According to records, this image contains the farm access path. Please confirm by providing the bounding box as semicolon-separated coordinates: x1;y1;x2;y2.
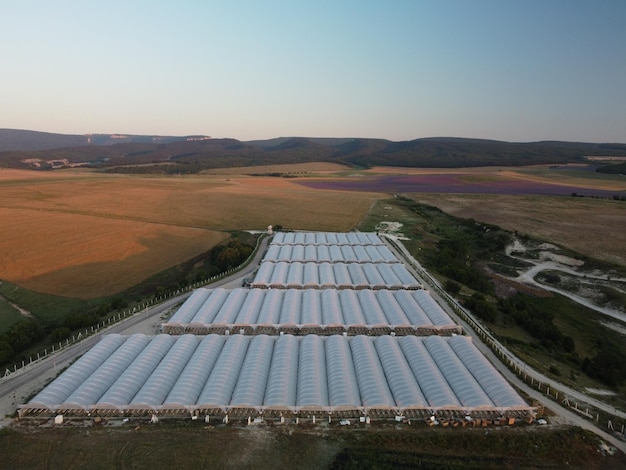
0;236;269;427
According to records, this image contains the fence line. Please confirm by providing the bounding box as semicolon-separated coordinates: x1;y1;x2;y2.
382;235;625;435
1;234;266;382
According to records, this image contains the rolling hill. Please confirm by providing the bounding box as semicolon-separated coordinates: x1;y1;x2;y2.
1;129;626;172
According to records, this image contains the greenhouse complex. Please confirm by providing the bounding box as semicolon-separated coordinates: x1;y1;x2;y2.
20;232;536;423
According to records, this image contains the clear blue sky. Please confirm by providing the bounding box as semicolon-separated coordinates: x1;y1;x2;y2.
2;0;625;142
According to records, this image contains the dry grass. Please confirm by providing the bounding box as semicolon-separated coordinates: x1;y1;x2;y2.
203;161;349;175
365;165;626;191
0;170;381;298
409;193;626;266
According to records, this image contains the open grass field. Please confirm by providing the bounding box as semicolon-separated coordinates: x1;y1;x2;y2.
409;194;626;267
0;169;381;298
298;165;626;266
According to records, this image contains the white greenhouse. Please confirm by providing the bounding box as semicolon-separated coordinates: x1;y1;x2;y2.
161;288;461;336
250;262;421;290
21;333;534;420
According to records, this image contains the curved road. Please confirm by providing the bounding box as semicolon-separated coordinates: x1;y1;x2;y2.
0;235;269;424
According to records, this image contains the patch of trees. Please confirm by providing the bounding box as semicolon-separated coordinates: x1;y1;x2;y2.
209;239;254;272
582;339;626;387
499;294;576;355
596;162;626;175
464;293;498;323
0;319;45;365
424;218;511;294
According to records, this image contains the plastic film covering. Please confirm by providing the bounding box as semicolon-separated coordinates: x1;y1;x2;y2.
280;289;302;325
301;289;322;325
305;244;317;262
167;289;212;325
339;290;366;326
350;336;395;409
371;245;397;262
130;334;199;407
212;289;247;325
376;263;402;286
29;334;126;409
287;262;304;288
325;232;339;245
264;334;299;408
317;245;331;262
392;290;430;326
329;245;343;263
197;335;251;407
97;335;175;407
347;263;369;288
412;290;451;326
333;263;351;287
341;245;358;263
269;262;289;287
24;334;531;416
230;335;275;408
376;290;410;326
321;289;342;326
326;335;360;409
191;289;230;325
423;336;493;408
358;290;388;325
449;336;527;407
63;334;151;408
390;263;418;286
399;336;461;408
297;335;328;408
164;334;226;407
264;244;281;261
257;289;283;325
374;336;427;408
236;289;264;325
303;262;319;288
292;244;305;262
363;263;385;286
353;245;368;262
252;262;274;286
272;232;286;244
281;245;295;261
318;262;335;287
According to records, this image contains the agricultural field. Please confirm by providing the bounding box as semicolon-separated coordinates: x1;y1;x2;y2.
1;422;624;469
298;165;626;266
0;169;381;299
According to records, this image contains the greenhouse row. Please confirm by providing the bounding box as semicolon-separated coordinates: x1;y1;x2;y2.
271;231;384;246
22;333;532;418
263;243;399;264
250;261;420;290
162;288;461;336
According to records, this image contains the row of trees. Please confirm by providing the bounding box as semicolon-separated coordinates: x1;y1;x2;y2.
0;235;257;370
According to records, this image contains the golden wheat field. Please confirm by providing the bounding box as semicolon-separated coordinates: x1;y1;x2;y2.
0;169;382;298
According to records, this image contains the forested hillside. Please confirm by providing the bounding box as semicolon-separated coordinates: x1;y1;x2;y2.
2;129;626;172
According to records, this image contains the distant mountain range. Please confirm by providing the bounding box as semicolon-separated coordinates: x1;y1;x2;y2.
1;128;625;172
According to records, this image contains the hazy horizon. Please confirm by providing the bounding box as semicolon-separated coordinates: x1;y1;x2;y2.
3;1;625;143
